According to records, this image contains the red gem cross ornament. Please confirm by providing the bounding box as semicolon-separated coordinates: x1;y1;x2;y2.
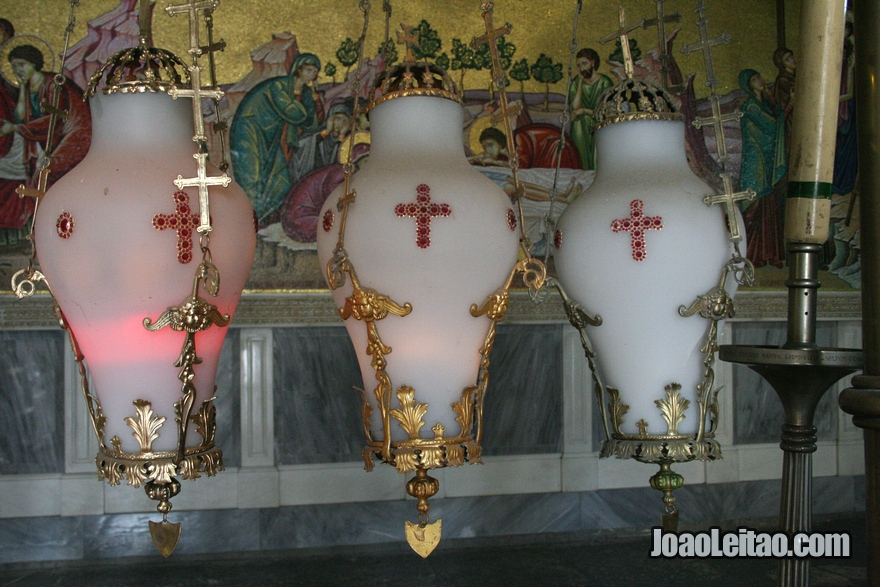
395;183;451;249
153;190;199;264
610;199;663;261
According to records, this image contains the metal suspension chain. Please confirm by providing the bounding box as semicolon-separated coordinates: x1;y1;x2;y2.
543;0;583;269
10;0;80;299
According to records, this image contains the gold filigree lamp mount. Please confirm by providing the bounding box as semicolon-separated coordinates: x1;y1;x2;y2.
15;0;256;558
316;1;541;557
550;2;752;530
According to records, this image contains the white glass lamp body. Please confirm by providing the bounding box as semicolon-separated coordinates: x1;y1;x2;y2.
34;91;256;454
554;119;741;436
316;96;519;442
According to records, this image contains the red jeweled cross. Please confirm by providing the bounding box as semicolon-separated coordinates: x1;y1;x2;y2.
395;184;451;249
153;190;199;264
610;199;663;262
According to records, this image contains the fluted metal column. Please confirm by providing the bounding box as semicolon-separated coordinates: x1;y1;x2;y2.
721;2;862;585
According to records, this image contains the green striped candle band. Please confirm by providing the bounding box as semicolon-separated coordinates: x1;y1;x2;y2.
787;181;833;200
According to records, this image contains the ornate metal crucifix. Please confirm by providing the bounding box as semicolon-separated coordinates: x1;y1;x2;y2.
703;172;755;243
471;3;522;172
680;1;737;171
680;1;731;91
165;0;228;234
692;96;742;169
200;7;230;170
642;0;682;92
599;6;646;79
173;153;232;232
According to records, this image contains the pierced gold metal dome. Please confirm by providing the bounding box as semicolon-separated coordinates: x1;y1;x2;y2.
367;60;462;112
86;39;190;98
592;77;683;130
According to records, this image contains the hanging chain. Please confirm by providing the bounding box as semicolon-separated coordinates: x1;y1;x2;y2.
327;0;372;290
202;7;231;171
472;2;546;296
381;0;393;62
10;0;80;299
543;0;582;269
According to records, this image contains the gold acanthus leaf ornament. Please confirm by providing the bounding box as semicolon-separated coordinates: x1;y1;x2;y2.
656;383;689;436
607;387;629;433
193;397;217;445
125;399;166;453
451;385;478;437
390;386;428;440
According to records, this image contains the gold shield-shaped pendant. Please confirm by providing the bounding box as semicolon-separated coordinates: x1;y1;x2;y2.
149;520;182;557
405;519;442;558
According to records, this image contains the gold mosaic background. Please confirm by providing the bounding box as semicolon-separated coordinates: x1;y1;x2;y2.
1;0;799;98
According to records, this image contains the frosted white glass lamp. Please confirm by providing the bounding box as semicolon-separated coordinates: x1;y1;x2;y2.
553;68;747;525
316;52;521;556
20;28;255;555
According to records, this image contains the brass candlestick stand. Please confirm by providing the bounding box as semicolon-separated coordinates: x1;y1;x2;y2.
720;3;860;585
720;0;862;586
720;243;861;585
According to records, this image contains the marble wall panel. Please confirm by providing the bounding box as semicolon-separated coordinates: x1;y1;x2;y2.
272;324;563;465
81;509;261;559
0;516;83;563
732;322;838;444
0;330;65;474
482;324;563;456
215;329;241;468
273;327;365;465
259;491;581;552
580;487;661;529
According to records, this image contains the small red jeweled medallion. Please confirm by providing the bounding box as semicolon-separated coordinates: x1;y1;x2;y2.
395;183;451;249
153;190;199;264
554;229;563;250
506;209;517;231
610;199;663;262
56;212;74;239
322;210;334;232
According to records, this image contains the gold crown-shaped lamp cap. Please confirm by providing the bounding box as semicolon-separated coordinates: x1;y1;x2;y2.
592;77;683;131
367;60;462;113
86;39;190;98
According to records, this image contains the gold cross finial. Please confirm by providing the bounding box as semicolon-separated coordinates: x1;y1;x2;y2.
397;23;420;64
165;0;219;41
15;167;50;201
680;2;731;91
173;153;232;233
703;172;755;242
642;0;682;91
599;6;645;79
472;6;518;165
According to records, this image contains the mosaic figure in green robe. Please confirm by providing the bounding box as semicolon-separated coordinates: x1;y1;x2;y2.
567;48;613;171
230;53;324;226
